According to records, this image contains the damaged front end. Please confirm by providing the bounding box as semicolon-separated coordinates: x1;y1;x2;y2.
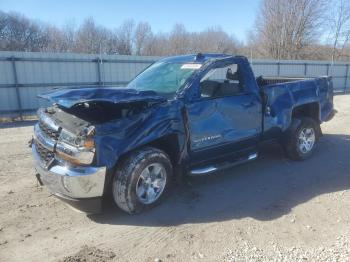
32;107;106;213
31;87;183;213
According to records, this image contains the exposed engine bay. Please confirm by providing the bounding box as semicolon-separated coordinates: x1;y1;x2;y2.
45;100;153;134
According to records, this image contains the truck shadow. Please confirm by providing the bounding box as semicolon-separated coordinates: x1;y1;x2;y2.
90;133;350;226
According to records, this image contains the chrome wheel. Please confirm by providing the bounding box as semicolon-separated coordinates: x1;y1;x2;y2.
136;163;167;204
298;127;315;154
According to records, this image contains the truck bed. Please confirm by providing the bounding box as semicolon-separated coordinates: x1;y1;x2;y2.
260;75;334;136
256;76;310;87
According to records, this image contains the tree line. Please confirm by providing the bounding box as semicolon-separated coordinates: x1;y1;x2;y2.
0;12;240;56
1;0;349;61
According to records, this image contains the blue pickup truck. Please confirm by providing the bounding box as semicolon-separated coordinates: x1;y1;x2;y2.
31;53;335;214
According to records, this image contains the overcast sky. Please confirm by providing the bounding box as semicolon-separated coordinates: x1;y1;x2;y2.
1;0;261;42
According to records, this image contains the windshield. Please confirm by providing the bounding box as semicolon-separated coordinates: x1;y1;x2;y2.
127;61;201;95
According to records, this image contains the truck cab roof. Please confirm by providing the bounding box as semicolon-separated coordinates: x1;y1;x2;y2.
160;53;238;64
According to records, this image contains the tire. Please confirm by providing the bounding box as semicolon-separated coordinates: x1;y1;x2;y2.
112;147;172;214
283;117;319;161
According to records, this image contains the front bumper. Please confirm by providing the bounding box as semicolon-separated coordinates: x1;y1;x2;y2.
32;143;106;213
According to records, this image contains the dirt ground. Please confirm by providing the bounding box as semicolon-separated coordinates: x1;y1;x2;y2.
0;95;350;262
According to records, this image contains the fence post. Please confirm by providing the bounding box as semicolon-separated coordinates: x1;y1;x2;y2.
344;64;349;92
277;62;280;76
326;64;330;76
304;63;307;76
96;58;103;86
11;56;23;120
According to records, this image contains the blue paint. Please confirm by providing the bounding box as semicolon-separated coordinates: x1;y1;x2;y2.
39;54;335;170
39;87;166;108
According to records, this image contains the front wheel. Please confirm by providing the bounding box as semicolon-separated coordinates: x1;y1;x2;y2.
283;117;319;161
112;147;172;214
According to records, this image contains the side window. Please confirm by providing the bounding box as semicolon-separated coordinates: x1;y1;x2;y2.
200;63;246;98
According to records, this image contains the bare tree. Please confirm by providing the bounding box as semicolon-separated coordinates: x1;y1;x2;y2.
40;21;77;53
61;21;77;52
255;0;328;59
144;33;170;56
43;26;66;52
134;22;153;55
191;26;239;54
328;0;350;62
0;11;49;51
115;19;135;55
168;23;190;55
3;7;348;60
0;11;8;50
0;11;7;34
74;17;112;54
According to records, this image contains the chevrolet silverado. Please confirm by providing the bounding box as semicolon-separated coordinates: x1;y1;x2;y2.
31;53;335;214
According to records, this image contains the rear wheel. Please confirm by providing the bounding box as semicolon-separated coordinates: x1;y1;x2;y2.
283;117;319;160
112;147;172;214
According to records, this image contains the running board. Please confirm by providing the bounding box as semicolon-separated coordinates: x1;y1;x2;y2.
189;152;258;176
190;166;218;175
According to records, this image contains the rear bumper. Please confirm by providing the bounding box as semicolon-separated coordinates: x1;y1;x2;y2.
32;143;106;213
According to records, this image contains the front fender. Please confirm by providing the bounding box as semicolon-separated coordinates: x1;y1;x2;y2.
93;100;186;169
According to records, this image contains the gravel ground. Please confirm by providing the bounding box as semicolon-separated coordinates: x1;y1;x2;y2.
0;95;349;262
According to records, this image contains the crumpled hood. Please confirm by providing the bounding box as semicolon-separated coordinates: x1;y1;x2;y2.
38;86;167;108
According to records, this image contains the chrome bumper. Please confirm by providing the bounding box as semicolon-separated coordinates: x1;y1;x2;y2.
32;143;106;199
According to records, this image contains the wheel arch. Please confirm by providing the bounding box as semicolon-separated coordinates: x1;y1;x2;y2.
144;133;182;167
106;133;182;189
291;102;320;123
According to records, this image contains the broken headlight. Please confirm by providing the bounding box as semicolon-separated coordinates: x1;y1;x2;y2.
56;127;95;165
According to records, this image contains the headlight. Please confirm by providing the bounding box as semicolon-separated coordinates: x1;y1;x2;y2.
59;129;78;145
56;127;95;165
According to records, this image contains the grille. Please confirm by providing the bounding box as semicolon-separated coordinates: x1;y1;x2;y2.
39;120;60;140
34;140;54;164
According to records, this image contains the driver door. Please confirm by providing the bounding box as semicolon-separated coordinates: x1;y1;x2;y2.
186;61;262;166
